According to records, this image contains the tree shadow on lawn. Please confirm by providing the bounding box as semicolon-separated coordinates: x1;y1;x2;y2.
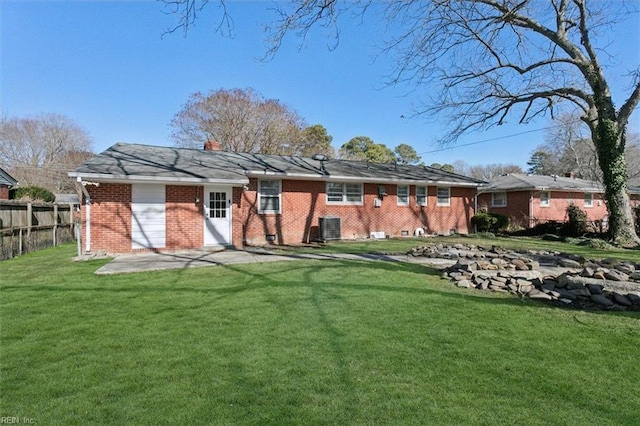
0;258;583;307
3;257;638;422
3;257;639;320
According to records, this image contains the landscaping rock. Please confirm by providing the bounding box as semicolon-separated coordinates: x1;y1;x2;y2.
569;288;592;298
591;294;614;306
627;293;640;306
456;279;473;288
557;258;582;268
612;293;632;307
586;284;604;295
415;243;640;311
511;259;528;270
581;267;595;278
556;289;577;300
604;270;629;282
615;263;635;275
529;289;553;300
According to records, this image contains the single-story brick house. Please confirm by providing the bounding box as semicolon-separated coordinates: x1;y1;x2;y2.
477;173;609;229
631;187;640;206
69;142;485;254
0;167;18;200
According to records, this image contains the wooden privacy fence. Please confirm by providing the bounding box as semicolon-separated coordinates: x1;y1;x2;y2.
0;201;78;260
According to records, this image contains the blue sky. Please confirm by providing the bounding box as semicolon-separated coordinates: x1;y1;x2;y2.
1;0;639;169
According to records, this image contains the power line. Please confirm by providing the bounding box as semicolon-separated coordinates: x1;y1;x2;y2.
417;126;557;156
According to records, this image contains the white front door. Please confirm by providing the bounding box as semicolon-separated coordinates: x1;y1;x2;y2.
204;186;232;246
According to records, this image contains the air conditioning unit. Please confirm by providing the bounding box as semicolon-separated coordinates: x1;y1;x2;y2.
319;217;341;241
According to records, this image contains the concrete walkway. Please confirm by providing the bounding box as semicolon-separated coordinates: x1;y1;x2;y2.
94;248;455;275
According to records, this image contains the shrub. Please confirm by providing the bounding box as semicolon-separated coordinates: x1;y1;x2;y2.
578;238;614;250
471;212;509;233
562;204;588;237
492;213;509;231
11;186;55;203
541;233;563;241
471;212;494;232
464;231;496;239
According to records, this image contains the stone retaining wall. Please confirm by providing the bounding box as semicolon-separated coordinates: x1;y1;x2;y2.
408;243;640;311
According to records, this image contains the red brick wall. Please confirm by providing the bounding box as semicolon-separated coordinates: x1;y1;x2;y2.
231;187;244;248
480;191;532;228
82;183;132;253
83;184;236;253
480;190;608;229
82;179;478;252
241;179;476;245
531;191;607;224
166;185;203;250
0;185;9;200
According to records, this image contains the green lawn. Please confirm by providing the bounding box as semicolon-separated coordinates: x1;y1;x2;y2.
288;235;640;263
1;244;639;425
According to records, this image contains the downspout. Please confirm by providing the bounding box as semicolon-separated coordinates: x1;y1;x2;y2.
77;177;91;253
529;192;534;228
474;191;479;233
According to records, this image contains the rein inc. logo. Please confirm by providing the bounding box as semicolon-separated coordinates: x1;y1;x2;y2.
0;418;33;424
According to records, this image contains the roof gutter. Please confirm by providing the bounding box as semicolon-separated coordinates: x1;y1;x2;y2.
244;170;484;187
68;172;249;186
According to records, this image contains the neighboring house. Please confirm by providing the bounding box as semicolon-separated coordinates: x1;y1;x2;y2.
477;173;608;229
629;187;640;206
54;193;80;206
0;167;18;200
69;143;484;254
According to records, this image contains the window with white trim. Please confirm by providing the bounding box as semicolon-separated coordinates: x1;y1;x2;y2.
540;191;550;207
416;186;427;206
584;193;593;207
258;180;281;214
397;185;409;205
326;182;363;204
491;192;507;207
437;187;450;206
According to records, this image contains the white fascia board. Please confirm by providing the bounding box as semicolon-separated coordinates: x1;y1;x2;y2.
244;170;483;187
477;186;533;193
68;172;249;186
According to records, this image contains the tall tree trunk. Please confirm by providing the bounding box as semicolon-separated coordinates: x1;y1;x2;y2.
595;119;639;245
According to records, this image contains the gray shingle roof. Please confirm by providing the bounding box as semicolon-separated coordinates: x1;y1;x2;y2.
54;193;80;204
0;167;17;187
480;173;604;193
70;143;485;186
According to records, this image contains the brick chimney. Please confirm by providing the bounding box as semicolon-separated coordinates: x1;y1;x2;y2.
204;140;222;151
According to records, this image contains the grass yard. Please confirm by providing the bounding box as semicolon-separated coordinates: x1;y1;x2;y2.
1;243;639;425
281;235;640;263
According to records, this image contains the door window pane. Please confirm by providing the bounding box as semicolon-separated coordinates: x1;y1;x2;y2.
209;192;227;218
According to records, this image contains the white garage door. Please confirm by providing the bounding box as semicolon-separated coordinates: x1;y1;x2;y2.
132;184;166;250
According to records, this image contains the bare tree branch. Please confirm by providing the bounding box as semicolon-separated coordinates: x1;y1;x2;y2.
160;0;234;37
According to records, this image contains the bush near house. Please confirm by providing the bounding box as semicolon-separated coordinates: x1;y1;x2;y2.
563;204;589;237
471;212;509;233
512;205;594;239
10;186;55;203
